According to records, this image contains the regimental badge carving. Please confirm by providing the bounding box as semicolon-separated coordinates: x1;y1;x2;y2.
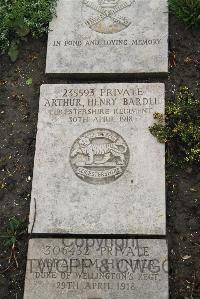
82;0;135;34
70;128;130;185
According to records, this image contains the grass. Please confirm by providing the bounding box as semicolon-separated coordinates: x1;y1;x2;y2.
0;217;27;268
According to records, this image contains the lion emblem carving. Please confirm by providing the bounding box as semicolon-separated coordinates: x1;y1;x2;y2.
70;129;130;185
71;136;127;165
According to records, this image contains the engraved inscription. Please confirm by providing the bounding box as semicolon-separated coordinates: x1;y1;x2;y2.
45;87;163;123
25;239;168;298
70;128;130;184
82;0;135;34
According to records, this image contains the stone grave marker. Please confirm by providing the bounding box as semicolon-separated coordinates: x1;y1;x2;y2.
46;0;168;76
29;83;165;235
24;238;168;298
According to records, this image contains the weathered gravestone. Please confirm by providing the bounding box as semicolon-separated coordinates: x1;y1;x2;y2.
24;238;168;298
29;83;165;234
46;0;168;76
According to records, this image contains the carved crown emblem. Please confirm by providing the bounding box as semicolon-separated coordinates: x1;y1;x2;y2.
98;0;119;8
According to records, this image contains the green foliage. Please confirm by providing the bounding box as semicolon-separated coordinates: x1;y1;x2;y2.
7;39;20;62
26;77;33;86
169;0;200;26
0;217;26;247
149;87;200;168
0;0;57;58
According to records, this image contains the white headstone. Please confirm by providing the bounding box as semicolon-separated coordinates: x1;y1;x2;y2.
24;238;168;298
46;0;168;75
29;83;165;234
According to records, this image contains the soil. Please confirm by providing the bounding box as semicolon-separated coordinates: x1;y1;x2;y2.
0;15;200;299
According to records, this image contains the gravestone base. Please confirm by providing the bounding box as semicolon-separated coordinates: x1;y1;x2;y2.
24;238;168;299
